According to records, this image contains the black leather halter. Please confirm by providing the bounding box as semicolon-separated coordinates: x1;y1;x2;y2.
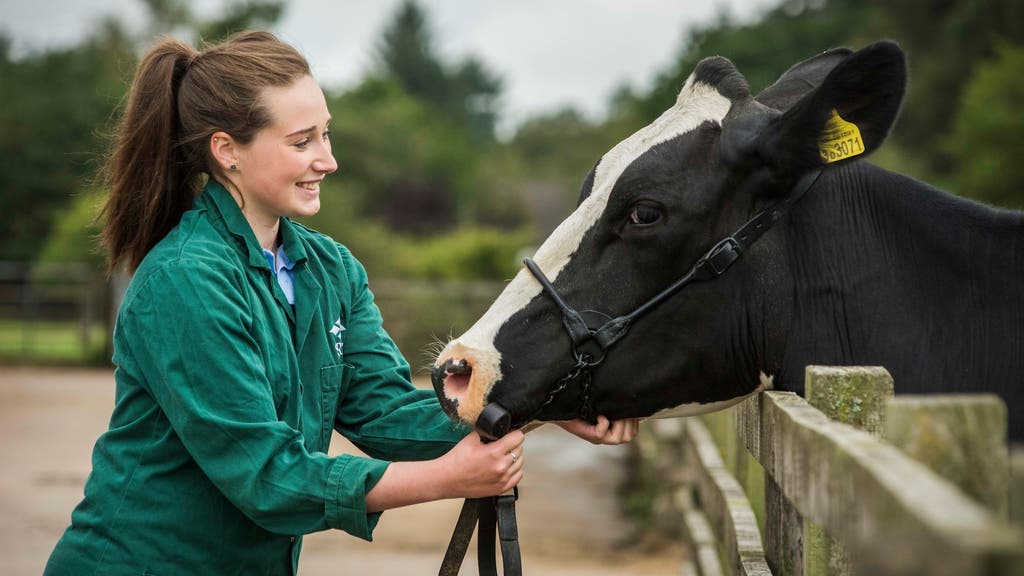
521;168;823;424
438;169;822;576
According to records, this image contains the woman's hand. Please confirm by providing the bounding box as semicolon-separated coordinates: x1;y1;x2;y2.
436;429;525;499
365;430;524;512
555;415;640;445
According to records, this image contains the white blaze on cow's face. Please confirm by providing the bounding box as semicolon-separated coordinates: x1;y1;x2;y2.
433;74;733;425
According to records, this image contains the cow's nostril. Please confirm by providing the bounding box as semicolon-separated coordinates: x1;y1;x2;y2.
443;359;473;399
447;359;472;376
433;343;498;425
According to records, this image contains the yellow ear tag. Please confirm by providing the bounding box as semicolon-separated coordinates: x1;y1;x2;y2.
818;109;864;163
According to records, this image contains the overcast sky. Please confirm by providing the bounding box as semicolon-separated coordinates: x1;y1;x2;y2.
1;0;778;129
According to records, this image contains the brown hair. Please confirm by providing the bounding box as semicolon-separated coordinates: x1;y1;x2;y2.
100;31;311;274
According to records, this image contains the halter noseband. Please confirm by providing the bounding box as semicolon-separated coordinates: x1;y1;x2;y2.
520;168;823;425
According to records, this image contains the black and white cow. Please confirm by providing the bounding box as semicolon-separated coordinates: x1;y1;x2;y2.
432;41;1024;441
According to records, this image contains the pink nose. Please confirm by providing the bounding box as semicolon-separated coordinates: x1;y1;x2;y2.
441;358;472;402
431;342;500;425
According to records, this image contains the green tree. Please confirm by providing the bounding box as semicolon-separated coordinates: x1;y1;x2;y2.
634;0;879;124
141;0;285;42
484;107;642;238
0;23;131;261
376;1;447;105
510;108;633;191
375;0;502;144
197;1;286;43
5;0;289;265
871;0;1024;175
38;189;106;268
313;2;516;236
944;42;1024;208
448;57;503;144
317;77;481;234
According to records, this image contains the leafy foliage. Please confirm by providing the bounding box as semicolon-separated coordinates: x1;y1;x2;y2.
300;202;529;281
870;0;1024;175
37;189;106;268
375;0;502;145
944;42;1024;208
8;0;1024;282
322;77;483;233
0;25;131;261
494;108;641;236
631;0;881;124
402;226;531;281
141;0;286;42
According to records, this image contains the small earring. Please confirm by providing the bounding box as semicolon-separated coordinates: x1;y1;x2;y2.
230;164;237;171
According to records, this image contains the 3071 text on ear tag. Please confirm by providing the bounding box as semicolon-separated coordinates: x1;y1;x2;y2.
818;109;864;163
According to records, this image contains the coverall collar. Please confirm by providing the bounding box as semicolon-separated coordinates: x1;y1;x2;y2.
201;180;309;270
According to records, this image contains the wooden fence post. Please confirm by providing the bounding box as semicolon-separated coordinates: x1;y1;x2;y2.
886;395;1009;517
1011;446;1024;528
750;390;1024;576
802;365;894;576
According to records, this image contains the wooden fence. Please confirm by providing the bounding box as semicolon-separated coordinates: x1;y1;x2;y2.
640;366;1024;576
0;267;501;367
0;261;111;362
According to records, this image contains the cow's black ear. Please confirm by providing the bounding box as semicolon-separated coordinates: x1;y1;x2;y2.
755;46;853;111
755;40;907;175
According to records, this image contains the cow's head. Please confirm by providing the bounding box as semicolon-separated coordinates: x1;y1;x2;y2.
432;41;907;428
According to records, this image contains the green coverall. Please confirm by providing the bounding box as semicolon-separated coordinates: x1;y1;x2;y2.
45;181;467;575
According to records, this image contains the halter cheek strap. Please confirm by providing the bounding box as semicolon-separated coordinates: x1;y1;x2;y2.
522;168;823;424
439;169;823;576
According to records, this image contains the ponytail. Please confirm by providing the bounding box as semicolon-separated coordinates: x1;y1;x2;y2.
100;39;198;275
100;31;310;275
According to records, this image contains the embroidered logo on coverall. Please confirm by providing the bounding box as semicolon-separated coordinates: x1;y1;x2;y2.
330;319;345;358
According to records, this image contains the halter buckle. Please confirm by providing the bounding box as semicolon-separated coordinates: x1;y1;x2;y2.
704;237;742;275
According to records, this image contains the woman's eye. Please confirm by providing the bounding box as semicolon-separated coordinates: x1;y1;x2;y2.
629;205;662;226
295;138;311;149
322;130;331;141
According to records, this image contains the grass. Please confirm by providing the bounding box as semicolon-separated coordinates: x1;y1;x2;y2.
0;319;109;364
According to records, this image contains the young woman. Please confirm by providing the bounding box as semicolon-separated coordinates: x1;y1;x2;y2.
44;31;637;575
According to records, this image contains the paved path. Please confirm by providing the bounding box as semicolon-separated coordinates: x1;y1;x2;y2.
0;367;682;575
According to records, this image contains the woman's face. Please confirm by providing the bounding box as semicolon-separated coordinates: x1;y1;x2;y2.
233;74;338;227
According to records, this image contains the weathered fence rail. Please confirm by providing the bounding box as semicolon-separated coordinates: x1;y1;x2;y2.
676;415;771;576
0;261;109;362
646;366;1024;576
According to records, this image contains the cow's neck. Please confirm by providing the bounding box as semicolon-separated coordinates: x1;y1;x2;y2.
772;161;1024;398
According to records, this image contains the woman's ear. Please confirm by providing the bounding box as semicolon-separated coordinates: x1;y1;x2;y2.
209;132;239;174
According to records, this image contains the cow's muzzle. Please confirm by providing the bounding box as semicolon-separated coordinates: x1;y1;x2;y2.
432;342;501;425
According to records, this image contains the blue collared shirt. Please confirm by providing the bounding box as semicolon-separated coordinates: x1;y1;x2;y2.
263;243;295;305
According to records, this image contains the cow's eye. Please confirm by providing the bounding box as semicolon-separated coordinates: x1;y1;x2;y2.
629;204;662;226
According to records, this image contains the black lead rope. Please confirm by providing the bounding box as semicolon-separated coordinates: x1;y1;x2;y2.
439;490;520;576
440;404;522;576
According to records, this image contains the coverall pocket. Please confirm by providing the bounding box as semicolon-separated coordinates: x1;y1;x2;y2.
318;363;352;449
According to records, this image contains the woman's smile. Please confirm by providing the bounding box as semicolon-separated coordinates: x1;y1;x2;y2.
297;179;321;193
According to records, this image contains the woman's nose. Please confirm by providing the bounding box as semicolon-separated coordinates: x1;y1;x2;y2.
315;152;338;175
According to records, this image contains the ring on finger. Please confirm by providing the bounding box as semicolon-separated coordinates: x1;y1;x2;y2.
509;451;519;464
